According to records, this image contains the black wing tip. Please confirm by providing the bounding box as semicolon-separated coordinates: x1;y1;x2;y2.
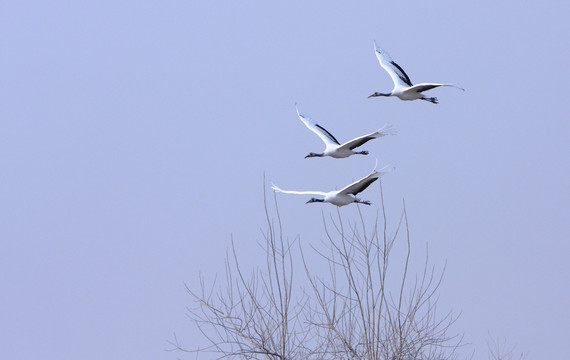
315;123;340;145
351;177;379;195
390;61;413;87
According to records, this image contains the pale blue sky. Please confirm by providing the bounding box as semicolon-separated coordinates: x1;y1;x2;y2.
1;1;568;359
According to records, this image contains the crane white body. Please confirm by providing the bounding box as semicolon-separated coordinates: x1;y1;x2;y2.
296;105;395;159
271;165;392;207
369;42;464;104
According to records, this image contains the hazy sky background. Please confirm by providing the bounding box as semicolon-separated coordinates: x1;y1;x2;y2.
1;1;568;359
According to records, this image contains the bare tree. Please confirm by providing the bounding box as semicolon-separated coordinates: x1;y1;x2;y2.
173;183;463;359
303;185;462;360
170;187;314;359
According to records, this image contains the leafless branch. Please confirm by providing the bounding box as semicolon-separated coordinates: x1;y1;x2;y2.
176;179;467;359
303;182;463;360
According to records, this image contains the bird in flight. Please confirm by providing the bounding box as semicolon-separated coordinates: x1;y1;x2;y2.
368;42;464;104
271;164;392;207
296;104;395;159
